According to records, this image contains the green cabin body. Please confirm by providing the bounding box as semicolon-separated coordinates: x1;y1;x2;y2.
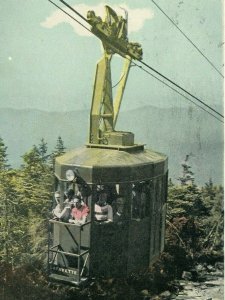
48;4;168;286
49;146;168;284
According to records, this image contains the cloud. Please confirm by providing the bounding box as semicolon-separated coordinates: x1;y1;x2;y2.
41;3;154;36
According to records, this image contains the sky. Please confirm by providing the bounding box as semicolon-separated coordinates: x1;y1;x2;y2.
0;0;223;113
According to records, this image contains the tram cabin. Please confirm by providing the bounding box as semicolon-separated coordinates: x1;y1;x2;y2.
48;145;168;285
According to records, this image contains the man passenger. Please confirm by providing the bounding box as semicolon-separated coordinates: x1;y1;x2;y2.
52;191;71;222
113;195;125;223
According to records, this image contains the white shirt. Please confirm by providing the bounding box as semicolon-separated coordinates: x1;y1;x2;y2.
94;203;113;222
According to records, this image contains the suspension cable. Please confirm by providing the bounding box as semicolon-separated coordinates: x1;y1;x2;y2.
129;59;223;123
47;0;223;122
138;60;223;118
48;0;91;33
151;0;224;78
59;0;89;23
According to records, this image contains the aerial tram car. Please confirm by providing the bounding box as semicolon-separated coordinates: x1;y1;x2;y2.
48;1;168;286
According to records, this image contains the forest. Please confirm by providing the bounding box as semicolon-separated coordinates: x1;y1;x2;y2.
0;136;223;300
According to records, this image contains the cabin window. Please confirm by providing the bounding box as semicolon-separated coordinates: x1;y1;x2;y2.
93;184;129;224
131;181;150;220
52;177;92;224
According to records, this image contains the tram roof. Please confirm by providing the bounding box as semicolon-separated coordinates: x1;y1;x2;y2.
56;146;167;168
55;147;168;184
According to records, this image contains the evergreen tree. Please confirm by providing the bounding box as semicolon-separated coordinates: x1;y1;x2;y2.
38;138;48;163
20;145;52;216
50;136;66;170
177;154;195;186
27;212;49;263
0;136;10;170
54;136;66;156
0;138;22;268
0;170;14;264
16;145;53;265
167;184;207;219
167;178;224;259
200;181;224;253
166;154;207;256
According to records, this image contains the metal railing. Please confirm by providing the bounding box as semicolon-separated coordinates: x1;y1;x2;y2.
48;220;91;284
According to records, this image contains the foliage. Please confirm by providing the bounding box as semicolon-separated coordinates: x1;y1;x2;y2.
0;139;223;299
166;179;223;260
200;180;224;254
0;169;23;267
19;145;52;217
38;138;48;163
167;184;207;218
54;136;66;156
50;136;66;170
0;137;66;271
0;137;10;170
0;137;22;269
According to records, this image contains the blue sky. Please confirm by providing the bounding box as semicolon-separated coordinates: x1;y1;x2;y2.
0;0;223;112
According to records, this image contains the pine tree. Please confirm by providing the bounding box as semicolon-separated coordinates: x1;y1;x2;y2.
167;184;206;219
38;138;48;163
16;145;54;265
0;137;10;170
20;145;52;216
200;181;224;253
177;154;195;186
50;136;66;170
0;138;23;269
54;136;66;156
167;177;224;259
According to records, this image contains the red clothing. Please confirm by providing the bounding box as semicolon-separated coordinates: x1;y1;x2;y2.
71;204;89;221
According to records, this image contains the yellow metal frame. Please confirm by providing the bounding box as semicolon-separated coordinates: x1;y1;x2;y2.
88;6;142;145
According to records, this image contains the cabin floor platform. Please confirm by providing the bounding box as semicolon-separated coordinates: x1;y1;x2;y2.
49;273;88;286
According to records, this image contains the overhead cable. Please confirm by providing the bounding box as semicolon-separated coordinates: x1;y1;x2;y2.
59;0;89;23
151;0;224;78
138;60;224;119
130;59;224;124
47;0;223;122
48;0;91;33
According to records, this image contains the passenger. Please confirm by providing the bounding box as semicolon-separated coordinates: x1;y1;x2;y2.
95;191;113;223
76;183;91;204
132;183;148;219
131;184;139;219
64;189;76;205
69;196;90;225
52;191;71;222
106;185;118;205
113;195;125;223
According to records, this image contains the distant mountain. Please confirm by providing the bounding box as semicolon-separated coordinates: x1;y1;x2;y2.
0;106;223;185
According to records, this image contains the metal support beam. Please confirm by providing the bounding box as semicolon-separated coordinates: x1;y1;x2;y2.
113;57;132;127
